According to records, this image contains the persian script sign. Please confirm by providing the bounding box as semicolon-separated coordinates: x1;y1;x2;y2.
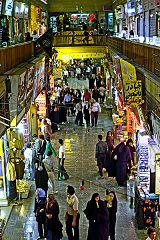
125;81;142;104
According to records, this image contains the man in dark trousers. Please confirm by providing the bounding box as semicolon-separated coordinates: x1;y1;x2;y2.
65;185;80;240
95;135;108;179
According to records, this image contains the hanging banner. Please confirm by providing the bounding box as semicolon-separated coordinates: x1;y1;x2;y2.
120;59;137;83
36;29;53;59
155;153;160;194
125;80;143;104
127;109;135;133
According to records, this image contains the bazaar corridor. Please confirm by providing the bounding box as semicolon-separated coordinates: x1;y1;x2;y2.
3;79;145;240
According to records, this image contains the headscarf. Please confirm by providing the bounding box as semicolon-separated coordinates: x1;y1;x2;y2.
36;188;46;202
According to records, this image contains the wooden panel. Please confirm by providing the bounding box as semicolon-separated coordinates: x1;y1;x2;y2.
106;37;160;78
0;42;34;75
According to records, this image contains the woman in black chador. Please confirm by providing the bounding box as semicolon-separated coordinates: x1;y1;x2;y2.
84;193;109;240
105;190;117;240
112;139;132;186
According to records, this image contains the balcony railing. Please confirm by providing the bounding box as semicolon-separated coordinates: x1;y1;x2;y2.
53;34;107;46
0;41;34;75
1;34;160;79
106;36;160;78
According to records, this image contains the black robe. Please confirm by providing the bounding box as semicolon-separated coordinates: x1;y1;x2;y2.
84;200;109;240
112;142;132;186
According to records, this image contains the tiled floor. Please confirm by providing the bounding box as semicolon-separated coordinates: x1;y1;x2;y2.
3;78;149;240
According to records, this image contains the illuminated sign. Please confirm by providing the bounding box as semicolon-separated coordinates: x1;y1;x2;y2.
4;0;13;16
0;0;2;14
40;0;48;4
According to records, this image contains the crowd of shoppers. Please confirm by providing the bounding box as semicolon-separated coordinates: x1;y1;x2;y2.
23;65;158;240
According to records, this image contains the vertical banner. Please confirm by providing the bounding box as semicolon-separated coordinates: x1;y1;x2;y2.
120;59;137;83
120;59;138;103
155;153;160;194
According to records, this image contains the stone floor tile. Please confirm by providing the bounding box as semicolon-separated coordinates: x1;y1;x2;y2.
3;78;149;240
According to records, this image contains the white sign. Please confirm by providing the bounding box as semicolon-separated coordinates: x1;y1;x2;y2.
14;2;25;18
0;0;2;14
41;0;48;4
4;0;13;16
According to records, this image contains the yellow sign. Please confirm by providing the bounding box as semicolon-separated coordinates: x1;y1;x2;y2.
125;81;142;104
155;153;160;194
120;59;137;83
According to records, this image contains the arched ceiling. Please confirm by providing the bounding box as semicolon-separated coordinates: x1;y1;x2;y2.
48;0;112;12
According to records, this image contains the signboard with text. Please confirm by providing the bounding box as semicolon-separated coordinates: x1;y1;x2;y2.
125;80;142;104
4;0;13;16
155;153;160;194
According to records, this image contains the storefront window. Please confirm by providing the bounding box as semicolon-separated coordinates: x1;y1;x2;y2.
63;12;97;31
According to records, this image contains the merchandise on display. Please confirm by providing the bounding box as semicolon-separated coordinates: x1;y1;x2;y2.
35;91;46;118
16;180;31;199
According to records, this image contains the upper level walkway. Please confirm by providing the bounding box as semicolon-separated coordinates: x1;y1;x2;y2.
1;33;160;80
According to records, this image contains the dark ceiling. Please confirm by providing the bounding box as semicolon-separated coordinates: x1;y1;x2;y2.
48;0;112;12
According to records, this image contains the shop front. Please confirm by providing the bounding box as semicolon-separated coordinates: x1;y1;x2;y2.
1;0;14;46
32;56;46;124
63;12;98;31
30;4;39;34
5;63;36;201
38;10;48;35
0;76;10;206
13;1;29;40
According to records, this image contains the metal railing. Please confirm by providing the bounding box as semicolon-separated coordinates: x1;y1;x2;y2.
53;34;107;46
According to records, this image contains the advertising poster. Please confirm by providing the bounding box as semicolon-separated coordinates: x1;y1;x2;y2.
155;153;160;194
4;0;13;16
33;58;45;100
17;71;27;114
26;65;34;101
120;59;137;83
120;59;138;103
125;80;142;104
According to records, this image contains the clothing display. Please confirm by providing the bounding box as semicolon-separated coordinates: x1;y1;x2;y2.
135;187;159;229
15;161;25;180
6;162;16;181
8;180;17;200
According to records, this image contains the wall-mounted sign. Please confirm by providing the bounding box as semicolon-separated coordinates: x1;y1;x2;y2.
33;58;45;100
40;0;48;4
4;0;13;16
155;153;160;194
0;0;3;14
125;80;143;104
14;2;25;18
151;113;160;149
120;59;137;82
137;132;150;190
24;6;28;19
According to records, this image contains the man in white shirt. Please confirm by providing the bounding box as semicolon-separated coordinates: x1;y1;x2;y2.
146;227;157;240
65;185;80;240
76;67;81;80
58;139;65;180
24;143;33;179
63;69;69;84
